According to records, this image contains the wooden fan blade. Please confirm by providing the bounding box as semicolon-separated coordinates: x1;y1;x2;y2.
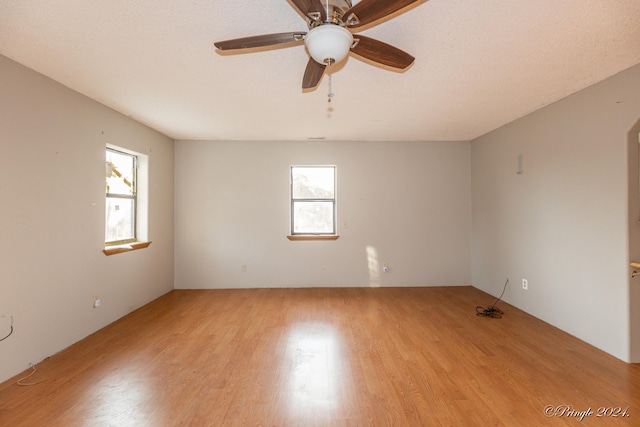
351;35;414;69
289;0;326;22
302;58;326;89
215;32;306;50
344;0;420;29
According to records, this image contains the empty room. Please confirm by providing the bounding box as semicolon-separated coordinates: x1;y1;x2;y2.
2;0;640;425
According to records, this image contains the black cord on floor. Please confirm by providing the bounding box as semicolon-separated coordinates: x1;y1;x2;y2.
476;279;508;319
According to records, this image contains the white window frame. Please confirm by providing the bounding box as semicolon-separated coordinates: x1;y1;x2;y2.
105;147;138;246
290;165;337;236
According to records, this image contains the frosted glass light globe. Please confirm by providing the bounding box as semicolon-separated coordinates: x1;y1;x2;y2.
305;25;353;65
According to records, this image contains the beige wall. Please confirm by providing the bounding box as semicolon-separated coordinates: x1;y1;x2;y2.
0;55;174;383
174;140;471;289
471;64;640;362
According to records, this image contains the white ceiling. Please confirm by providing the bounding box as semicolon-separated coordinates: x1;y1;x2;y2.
1;0;639;142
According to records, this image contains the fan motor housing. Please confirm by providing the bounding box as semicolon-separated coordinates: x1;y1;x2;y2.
308;0;353;27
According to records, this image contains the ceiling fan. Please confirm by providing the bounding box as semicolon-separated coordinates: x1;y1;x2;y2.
214;0;421;90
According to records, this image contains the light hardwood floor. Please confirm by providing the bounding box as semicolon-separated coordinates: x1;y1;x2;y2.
1;287;639;426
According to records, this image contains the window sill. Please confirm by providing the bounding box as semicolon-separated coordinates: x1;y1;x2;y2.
287;235;339;241
103;241;152;256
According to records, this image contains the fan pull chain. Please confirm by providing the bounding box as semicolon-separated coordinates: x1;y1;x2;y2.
327;61;334;103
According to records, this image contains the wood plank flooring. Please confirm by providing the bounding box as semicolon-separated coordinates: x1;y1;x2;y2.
1;287;640;426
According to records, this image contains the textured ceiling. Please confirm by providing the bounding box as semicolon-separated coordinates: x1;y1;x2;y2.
1;0;639;141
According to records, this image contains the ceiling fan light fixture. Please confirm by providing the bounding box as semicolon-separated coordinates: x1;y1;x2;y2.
304;24;353;65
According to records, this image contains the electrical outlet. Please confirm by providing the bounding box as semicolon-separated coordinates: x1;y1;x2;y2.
93;295;102;308
522;279;528;290
383;263;390;273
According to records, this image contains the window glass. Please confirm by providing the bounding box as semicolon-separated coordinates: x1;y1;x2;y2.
292;167;335;199
293;201;334;234
105;198;135;242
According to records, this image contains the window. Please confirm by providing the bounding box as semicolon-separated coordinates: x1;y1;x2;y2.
105;148;137;245
291;166;336;235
